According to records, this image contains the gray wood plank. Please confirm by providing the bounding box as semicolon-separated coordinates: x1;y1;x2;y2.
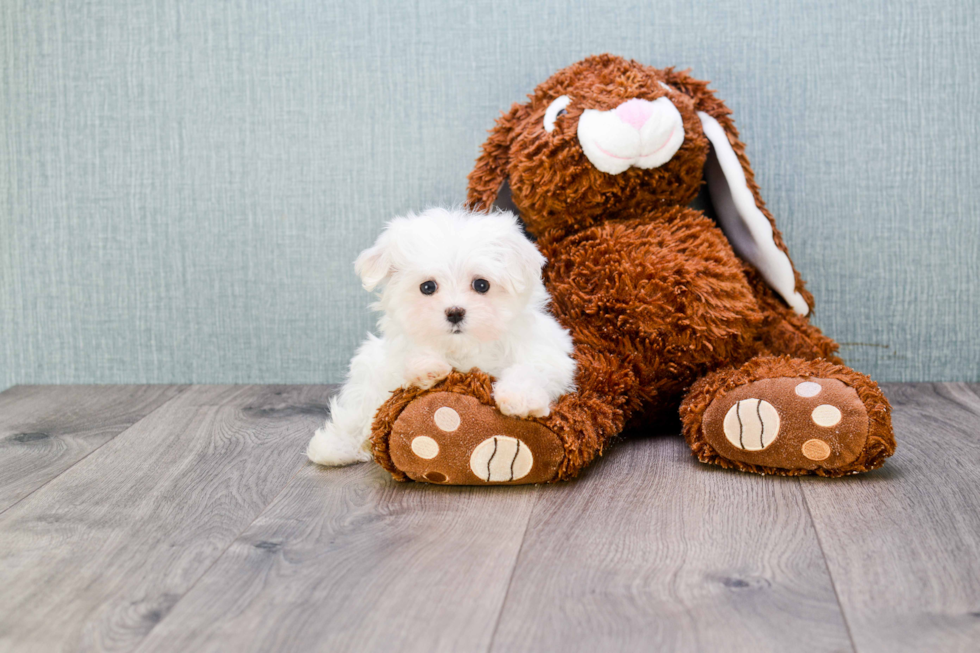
0;384;334;653
801;383;980;653
490;435;854;653
0;385;186;512
135;463;538;653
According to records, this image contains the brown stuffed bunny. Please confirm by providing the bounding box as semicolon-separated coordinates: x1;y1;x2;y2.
371;54;896;484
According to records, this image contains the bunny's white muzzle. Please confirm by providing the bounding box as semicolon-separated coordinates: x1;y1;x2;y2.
577;97;686;175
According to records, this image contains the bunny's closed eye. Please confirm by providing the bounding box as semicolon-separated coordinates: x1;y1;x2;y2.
543;95;571;133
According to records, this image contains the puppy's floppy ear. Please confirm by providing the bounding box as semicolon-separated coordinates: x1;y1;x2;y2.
498;213;546;294
354;225;396;292
663;69;812;316
467;103;523;213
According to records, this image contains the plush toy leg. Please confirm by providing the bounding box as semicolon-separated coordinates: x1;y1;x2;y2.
680;356;895;476
371;349;635;485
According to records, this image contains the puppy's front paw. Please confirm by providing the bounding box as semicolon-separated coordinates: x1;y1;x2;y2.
307;427;371;467
405;356;452;390
493;379;551;418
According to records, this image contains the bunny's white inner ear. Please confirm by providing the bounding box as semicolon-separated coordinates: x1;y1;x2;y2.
697;111;810;316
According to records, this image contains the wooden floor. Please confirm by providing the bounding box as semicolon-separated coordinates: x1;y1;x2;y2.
0;384;978;652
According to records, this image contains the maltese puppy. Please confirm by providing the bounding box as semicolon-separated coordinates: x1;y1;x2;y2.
307;207;577;467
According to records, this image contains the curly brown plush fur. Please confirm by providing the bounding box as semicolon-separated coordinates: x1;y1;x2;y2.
372;54;895;481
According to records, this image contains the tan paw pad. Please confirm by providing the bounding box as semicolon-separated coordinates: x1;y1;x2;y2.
410;436;439;459
795;381;822;397
801;439;831;461
722;398;780;450
811;404;842;427
433;406;460;431
470;436;534;482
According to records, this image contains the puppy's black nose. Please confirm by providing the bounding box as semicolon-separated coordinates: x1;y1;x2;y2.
445;307;466;325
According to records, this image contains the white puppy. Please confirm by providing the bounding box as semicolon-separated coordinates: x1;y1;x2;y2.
307;207;577;467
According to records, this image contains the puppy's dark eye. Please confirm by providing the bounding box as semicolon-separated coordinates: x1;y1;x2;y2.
472;278;490;294
420;280;438;295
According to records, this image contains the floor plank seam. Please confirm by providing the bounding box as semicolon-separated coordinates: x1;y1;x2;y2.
799;479;859;653
484;487;539;653
131;458;309;653
0;385;192;518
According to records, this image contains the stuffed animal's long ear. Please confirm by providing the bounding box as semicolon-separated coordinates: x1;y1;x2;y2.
664;69;812;316
467;103;523;213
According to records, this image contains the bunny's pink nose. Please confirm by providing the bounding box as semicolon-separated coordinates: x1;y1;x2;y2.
614;98;656;131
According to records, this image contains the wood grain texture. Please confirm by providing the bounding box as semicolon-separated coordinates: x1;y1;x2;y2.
135;463;538;653
1;383;978;653
0;385;186;512
489;435;853;653
0;384;333;653
801;383;980;653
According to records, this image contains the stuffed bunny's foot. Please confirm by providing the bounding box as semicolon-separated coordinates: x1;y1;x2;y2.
384;391;564;485
681;356;895;476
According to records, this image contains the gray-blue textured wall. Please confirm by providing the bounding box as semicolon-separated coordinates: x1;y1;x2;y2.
2;0;978;389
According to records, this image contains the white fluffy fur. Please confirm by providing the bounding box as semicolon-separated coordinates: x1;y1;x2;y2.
307;207;577;467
